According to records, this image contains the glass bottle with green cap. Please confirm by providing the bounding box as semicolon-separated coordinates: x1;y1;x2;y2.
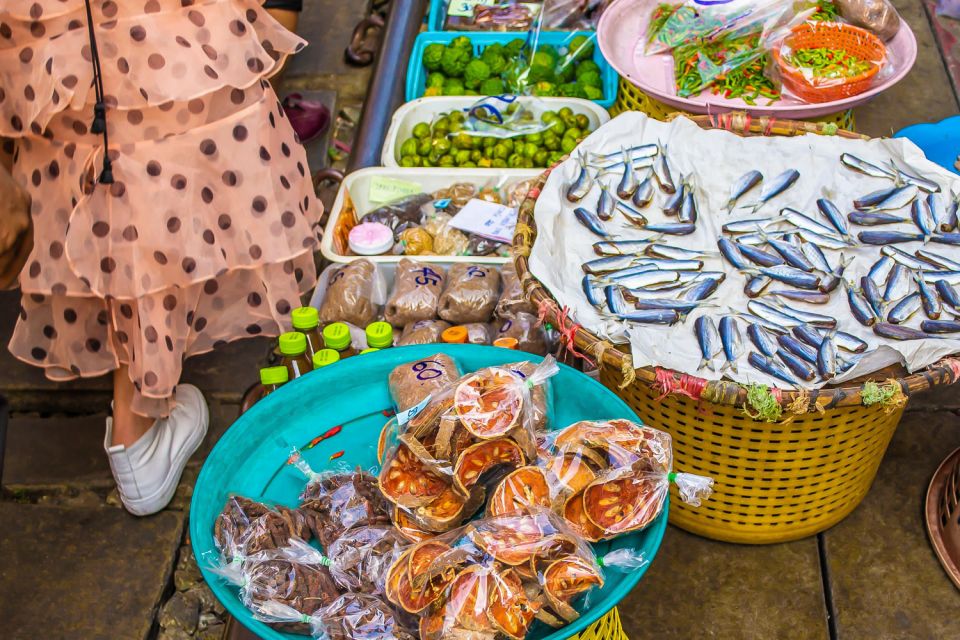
278;331;313;379
322;322;357;359
259;366;289;395
365;321;394;350
290;306;323;358
312;348;340;369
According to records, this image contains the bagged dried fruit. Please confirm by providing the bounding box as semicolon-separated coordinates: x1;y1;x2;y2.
325;525;410;595
384;260;446;327
318;259;387;328
534;419;713;541
288;455;392;549
251;592;417;640
213;495;311;564
388;353;463;414
397;319;452;346
438;264;502;323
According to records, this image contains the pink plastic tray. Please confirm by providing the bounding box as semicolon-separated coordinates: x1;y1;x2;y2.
597;0;918;118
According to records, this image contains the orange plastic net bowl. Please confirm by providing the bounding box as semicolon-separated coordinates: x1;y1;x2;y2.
773;22;886;103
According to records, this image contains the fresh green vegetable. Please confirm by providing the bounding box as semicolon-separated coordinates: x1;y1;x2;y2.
527;51;557;83
577;70;602;89
463;59;492;89
426;72;445;89
784;47;872;79
532;81;558;97
567;35;594;62
450;35;473;52
423;43;445;71
581;85;603;101
575;60;601;79
442;78;466;95
673;31;779;104
481;49;508;75
480;77;506;96
440;46;471;77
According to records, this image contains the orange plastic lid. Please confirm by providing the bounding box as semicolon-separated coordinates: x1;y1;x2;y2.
441;326;469;344
493;337;519;350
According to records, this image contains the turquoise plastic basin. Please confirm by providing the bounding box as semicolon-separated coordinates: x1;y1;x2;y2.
191;344;667;639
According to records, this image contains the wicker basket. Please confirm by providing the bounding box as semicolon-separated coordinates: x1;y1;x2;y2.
925;448;960;590
610;77;856;131
773;22;886;103
512;112;960;544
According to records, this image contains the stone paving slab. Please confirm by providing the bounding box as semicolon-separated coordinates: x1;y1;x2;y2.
2;413;111;485
823;410;960;640
854;0;960;137
618;526;829;640
0;502;184;640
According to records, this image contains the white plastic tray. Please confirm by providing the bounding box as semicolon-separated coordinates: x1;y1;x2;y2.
319;166;541;271
381;96;612;167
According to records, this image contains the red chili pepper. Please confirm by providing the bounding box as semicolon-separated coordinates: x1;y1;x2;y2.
382;409;396;417
329;450;345;461
304;425;344;450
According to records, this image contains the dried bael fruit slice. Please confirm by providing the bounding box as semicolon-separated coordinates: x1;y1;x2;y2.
377;417;398;464
488;466;551;517
488;569;538;639
541;556;603;623
446;566;496;634
379;442;450;508
412;486;470;532
583;476;662;535
419;607;445;640
392;507;434;543
562;491;606;543
392;558;455;614
454;369;524;439
469;514;551;566
408;540;454;582
385;548;412;605
408;395;455;440
544;453;599;497
454;439;525;494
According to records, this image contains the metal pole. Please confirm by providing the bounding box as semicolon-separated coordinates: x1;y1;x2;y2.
347;0;428;171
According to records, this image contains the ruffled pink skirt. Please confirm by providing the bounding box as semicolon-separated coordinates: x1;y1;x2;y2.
2;0;321;417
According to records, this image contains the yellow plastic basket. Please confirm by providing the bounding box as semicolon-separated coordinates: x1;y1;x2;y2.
610;77;856;131
570;608;627;640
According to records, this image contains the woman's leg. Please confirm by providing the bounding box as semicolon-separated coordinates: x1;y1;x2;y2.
267;8;300;33
111;366;156;446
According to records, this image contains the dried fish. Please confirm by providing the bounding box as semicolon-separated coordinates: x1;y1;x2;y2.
725;170;763;212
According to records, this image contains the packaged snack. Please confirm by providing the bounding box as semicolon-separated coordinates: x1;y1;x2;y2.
213;496;311;562
836;0;901;41
384;260;446;327
496;261;537;317
388;353;463;413
423;211;470;256
467;234;507;256
318;259;385;328
325;525;410;594
318;593;418;640
495;312;548;355
432;182;478;209
398;226;433;255
398;319;453;346
361;193;433;230
438;263;502;323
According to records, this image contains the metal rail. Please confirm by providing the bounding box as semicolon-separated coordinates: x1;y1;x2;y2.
346;0;428;171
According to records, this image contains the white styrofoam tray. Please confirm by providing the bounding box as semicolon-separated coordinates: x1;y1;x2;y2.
381;96;611;167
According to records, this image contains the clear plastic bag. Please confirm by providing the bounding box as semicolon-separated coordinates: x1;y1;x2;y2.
443;0;540;31
383;509;643;637
388;352;463;413
495;312;548;355
497;260;537;317
645;0;793;55
422;210;471;256
318;259;387;328
397;226;434;255
529;419;714;541
315;593;418;640
463;322;495;344
213;495;312;563
836;0;901;40
438;263;502;323
397;319;453;346
384;259;446;327
360;193;433;230
324;525;410;595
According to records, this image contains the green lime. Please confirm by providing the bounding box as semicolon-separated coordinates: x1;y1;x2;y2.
400;138;418;157
534;150;549;166
413;122;431;139
561;136;577;154
565;127;582;140
400;155;416;167
438;154;455;167
525;132;543;144
522;142;538;158
575;114;589;130
417;139;432;156
435;138;452;154
541;111;558;124
455;149;471;165
470;149;482;162
491;158;507;168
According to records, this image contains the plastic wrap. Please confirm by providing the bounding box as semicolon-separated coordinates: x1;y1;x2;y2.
360;193;433;230
385;260;446;327
377;358;559;534
325;525;410;595
836;0;901;40
422;211;471;256
507;419;716;541
438;263;502;323
463;322;496;345
497;261;538;317
318;260;386;328
388;353;463;413
443;0;539;31
383;510;635;637
316;593;418;640
432;182;479;209
213;496;312;563
495;312;548;355
645;0;793;55
398;319;453;346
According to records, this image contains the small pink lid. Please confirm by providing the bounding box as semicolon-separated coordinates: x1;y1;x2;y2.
348;222;394;255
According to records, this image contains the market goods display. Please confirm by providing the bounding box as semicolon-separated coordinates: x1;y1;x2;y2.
398;319;455;346
386;259;447;327
419;34;603;99
319;260;386;328
397;103;597;169
435;0;615;31
528;112;960;390
389;352;464;413
214;496;312;562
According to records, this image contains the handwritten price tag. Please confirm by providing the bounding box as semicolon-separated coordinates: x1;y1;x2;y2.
447;0;497;17
448;198;517;243
368;177;422;203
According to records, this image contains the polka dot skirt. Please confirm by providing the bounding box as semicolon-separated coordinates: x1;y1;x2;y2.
2;1;321;417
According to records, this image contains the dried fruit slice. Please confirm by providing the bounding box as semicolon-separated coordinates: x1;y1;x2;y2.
544;453;599;496
392;507;434;543
488;569;538;640
379;442;450;508
488;466;551;517
414;486;469;532
542;556;604;603
562;491;605;543
408;395;455;440
377;417;398;464
408;540;453;582
454;369;524;439
454;439;525;494
470;514;553;566
583;476;663;535
554;419;647;452
535;607;566;628
394;560;453;614
447;566;495;633
419;607;445;640
385;548;412;606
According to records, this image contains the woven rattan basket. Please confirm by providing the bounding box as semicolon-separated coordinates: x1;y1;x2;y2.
512;112;960;544
925;448;960;590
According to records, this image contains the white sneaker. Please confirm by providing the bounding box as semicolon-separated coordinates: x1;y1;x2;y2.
104;384;209;516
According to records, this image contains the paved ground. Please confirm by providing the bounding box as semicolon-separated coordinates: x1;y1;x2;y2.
2;1;960;640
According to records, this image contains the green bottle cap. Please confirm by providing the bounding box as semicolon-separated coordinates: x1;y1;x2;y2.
323;322;352;351
360;348;380;354
278;331;307;356
312;349;341;368
365;321;394;349
259;366;289;386
291;306;320;330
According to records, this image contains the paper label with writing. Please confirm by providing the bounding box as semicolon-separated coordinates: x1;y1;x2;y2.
448;198;517;243
368;177;422;203
447;0;497;17
397;394;431;426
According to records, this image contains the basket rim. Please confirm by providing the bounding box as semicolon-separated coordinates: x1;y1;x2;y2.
511;111;960;409
773;22;885;89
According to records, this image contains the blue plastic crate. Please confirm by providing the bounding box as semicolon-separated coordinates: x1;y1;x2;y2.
406;30;618;108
